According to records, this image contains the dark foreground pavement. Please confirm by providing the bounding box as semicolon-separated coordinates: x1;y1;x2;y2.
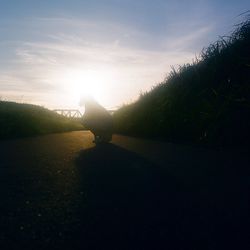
0;131;249;249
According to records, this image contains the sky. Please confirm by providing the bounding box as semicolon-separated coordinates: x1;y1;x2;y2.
0;0;249;110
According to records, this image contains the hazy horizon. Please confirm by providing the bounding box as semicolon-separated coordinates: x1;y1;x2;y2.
0;0;249;110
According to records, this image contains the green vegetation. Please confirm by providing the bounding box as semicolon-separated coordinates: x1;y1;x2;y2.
0;101;83;139
113;17;250;146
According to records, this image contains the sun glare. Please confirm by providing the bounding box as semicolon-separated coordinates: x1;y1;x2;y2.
62;68;110;106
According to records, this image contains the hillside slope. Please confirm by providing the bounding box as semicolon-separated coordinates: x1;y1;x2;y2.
113;18;250;147
0;101;83;139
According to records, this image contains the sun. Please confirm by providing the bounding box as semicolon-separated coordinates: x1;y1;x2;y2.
55;66;116;109
63;69;105;103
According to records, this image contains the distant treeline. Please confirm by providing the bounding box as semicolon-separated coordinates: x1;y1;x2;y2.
113;16;250;147
0;101;83;139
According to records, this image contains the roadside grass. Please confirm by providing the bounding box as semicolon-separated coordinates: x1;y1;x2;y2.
113;16;250;147
0;101;84;140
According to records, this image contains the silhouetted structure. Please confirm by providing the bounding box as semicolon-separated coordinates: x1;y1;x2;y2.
53;109;82;118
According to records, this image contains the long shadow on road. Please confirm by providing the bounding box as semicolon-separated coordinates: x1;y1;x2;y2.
73;143;250;250
74;143;178;250
1;141;249;250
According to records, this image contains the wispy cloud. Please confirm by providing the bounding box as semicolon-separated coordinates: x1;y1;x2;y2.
163;24;214;51
0;16;213;108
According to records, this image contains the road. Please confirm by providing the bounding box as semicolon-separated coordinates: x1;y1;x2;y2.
0;131;249;249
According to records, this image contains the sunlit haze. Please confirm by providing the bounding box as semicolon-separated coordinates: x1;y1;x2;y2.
0;0;249;110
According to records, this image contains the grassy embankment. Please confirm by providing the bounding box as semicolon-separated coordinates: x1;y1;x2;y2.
0;101;83;140
113;17;250;147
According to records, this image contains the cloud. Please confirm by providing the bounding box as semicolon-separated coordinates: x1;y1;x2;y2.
0;16;213;108
163;24;214;51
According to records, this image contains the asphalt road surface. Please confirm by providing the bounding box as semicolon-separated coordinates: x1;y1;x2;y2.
0;131;249;250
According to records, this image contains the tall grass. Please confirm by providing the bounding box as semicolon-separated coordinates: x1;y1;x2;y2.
113;16;250;146
0;101;83;139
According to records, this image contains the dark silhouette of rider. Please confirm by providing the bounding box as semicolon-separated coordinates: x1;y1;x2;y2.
80;96;113;143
